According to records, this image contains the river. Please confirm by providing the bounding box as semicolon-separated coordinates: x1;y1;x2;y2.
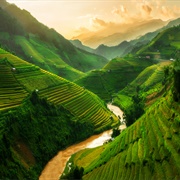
39;104;126;180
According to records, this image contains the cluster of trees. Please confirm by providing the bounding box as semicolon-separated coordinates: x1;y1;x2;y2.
0;7;25;36
173;59;180;102
0;91;94;179
61;166;84;180
125;89;144;127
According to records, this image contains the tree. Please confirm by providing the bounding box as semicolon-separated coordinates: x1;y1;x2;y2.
125;94;144;126
111;128;120;138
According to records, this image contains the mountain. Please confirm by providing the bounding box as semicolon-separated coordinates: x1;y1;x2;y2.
94;41;132;60
0;47;119;179
70;18;180;60
137;25;180;59
61;22;180;180
72;19;168;48
70;39;94;53
61;56;180;180
75;57;154;102
0;1;108;81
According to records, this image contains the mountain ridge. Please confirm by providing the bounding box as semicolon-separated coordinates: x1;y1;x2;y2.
0;1;108;81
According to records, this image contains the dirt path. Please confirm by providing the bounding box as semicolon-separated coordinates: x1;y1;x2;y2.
39;104;125;180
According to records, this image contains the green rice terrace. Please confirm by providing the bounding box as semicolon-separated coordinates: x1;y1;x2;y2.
75;57;154;102
0;49;118;130
114;60;172;110
62;78;180;179
0;48;119;179
137;25;180;59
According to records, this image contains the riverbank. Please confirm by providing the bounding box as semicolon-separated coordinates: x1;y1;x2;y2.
39;104;125;180
39;130;112;180
107;103;126;131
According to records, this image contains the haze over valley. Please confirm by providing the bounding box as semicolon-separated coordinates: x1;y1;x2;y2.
0;0;180;179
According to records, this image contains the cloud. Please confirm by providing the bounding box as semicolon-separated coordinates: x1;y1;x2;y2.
74;27;90;34
158;5;180;20
92;18;107;27
73;0;180;40
142;5;152;16
112;5;129;22
77;14;93;19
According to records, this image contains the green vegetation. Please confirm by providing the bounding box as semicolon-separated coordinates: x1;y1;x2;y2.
63;24;180;177
0;93;95;179
63;59;180;179
0;48;118;179
137;25;180;59
173;59;180;102
75;57;154;102
0;3;108;81
114;61;172;111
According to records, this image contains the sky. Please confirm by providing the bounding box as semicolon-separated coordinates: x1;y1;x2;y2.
6;0;180;39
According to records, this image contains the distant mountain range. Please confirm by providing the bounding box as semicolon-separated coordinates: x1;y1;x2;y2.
71;17;180;60
72;19;168;48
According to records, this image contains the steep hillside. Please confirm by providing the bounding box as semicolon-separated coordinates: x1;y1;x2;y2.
137;25;180;59
71;18;180;60
70;39;94;54
0;48;118;179
0;1;108;80
62;60;180;179
75;57;154;102
114;60;171;110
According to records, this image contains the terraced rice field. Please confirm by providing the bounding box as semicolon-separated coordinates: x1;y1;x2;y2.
0;51;118;131
114;61;171;110
0;62;28;111
67;90;180;179
39;83;118;131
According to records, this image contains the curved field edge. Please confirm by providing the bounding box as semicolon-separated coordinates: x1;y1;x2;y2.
0;48;119;179
62;61;180;179
63;88;180;180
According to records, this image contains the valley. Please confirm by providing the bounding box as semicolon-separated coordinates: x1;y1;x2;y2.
0;0;180;179
40;103;125;180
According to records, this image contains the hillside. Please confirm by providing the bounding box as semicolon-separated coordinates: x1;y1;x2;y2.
62;59;180;179
0;1;108;81
70;18;180;60
70;39;94;54
114;60;172;111
75;57;154;102
137;25;180;59
0;48;118;179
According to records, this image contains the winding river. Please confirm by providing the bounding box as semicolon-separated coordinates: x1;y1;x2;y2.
39;104;126;180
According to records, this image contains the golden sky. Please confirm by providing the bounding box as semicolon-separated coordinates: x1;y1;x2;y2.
6;0;180;39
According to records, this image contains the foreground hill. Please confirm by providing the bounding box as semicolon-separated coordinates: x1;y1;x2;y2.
0;48;118;179
62;59;180;179
0;1;108;81
75;57;154;102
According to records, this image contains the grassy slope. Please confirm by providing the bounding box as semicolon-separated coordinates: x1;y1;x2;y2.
114;60;172;110
113;25;180;110
0;3;108;81
64;63;180;180
0;49;118;131
75;57;153;102
15;35;85;81
0;48;119;179
137;25;180;59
